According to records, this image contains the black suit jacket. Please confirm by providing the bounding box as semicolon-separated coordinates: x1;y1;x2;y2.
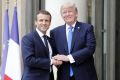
50;21;98;80
21;30;55;80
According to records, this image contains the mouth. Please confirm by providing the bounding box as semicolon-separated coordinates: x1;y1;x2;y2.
65;16;72;19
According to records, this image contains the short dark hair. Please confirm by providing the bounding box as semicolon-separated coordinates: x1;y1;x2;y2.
35;10;52;21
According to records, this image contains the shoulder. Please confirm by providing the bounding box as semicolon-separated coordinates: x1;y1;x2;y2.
21;30;36;42
78;22;93;27
51;25;64;32
77;22;94;30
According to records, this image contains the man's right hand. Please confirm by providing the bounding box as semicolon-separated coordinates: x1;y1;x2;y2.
51;58;63;66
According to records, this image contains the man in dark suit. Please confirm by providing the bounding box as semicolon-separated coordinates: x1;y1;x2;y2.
50;2;98;80
21;10;62;80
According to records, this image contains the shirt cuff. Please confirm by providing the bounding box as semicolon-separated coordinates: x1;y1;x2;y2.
67;54;75;63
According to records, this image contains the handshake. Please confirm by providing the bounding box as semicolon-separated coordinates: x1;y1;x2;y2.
51;54;69;66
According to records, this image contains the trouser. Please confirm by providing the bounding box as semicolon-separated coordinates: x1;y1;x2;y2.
49;71;54;80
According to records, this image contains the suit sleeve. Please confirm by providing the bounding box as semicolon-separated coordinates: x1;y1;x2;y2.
21;35;50;70
50;30;58;56
72;25;96;65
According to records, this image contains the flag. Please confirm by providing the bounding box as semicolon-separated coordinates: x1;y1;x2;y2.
0;8;9;80
4;7;22;80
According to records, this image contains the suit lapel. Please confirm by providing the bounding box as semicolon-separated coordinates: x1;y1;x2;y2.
34;30;45;47
61;25;69;53
71;22;81;52
34;30;49;56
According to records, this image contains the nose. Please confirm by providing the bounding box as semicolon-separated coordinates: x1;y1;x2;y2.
42;20;46;24
66;12;69;15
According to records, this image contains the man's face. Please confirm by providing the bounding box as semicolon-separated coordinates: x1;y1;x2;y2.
61;6;78;25
35;13;51;34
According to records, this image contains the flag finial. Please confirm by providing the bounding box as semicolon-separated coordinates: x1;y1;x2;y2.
6;0;9;4
14;0;17;6
5;0;9;9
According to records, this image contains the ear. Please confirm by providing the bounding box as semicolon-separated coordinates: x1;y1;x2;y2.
76;12;78;17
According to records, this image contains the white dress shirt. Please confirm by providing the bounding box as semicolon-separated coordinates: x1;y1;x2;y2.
66;22;76;63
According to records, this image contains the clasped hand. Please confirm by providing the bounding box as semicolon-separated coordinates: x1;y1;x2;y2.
52;54;69;66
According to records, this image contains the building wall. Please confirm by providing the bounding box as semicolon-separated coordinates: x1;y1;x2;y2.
116;0;120;80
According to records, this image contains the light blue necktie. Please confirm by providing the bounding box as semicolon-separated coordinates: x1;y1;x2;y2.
67;26;73;76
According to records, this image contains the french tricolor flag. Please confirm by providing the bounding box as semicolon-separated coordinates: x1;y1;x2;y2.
4;7;23;80
1;7;9;80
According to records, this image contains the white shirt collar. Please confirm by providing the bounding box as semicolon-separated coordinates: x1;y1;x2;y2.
66;22;76;30
36;28;44;37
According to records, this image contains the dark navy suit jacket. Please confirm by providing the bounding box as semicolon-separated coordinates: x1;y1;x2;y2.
50;21;98;80
21;30;55;80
